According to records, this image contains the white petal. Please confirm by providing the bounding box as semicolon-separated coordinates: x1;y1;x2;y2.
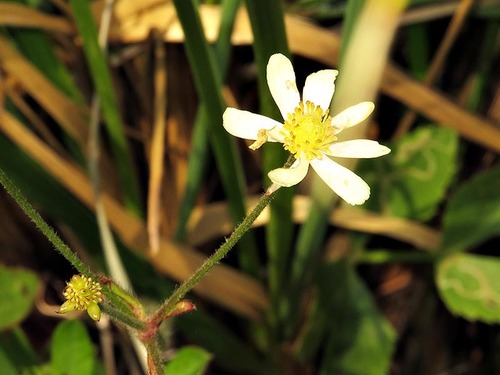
268;155;310;187
310;157;370;205
331;101;375;133
302;69;338;112
327;140;391;158
223;108;281;140
266;54;300;119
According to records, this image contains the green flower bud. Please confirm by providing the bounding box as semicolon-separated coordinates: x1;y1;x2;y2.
86;302;102;322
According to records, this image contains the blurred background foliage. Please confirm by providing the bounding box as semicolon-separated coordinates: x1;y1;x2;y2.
1;0;500;374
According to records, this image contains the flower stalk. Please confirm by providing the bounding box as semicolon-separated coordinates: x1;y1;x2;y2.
99;301;147;331
151;187;280;325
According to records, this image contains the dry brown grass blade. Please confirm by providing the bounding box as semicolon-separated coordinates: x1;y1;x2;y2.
187;196;441;252
330;207;441;251
147;32;168;255
381;63;500;152
0;36;88;147
91;0;177;42
0;3;73;34
160;49;194;241
0;111;268;319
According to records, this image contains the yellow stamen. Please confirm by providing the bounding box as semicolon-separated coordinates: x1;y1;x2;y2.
249;129;269;150
281;101;337;160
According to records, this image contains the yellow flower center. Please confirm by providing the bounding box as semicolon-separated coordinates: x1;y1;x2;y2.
62;275;102;311
282;101;336;160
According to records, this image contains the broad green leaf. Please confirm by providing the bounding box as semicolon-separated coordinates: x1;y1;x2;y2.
360;125;458;221
50;320;95;375
441;163;500;252
436;253;500;323
318;261;396;375
0;266;38;330
21;365;53;375
164;346;212;375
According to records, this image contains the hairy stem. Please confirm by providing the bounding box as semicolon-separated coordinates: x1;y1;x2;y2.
152;187;280;324
0;168;94;277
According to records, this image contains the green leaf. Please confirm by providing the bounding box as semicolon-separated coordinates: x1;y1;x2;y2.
441;163;500;251
436;253;500;323
164;346;212;375
68;0;142;216
0;266;38;330
360;125;458;221
50;320;95;375
318;261;396;375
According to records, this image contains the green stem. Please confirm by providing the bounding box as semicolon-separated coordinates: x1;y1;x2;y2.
143;335;163;375
0;169;147;331
109;282;144;315
100;301;147;331
152;188;280;325
101;286;136;317
0;168;94;277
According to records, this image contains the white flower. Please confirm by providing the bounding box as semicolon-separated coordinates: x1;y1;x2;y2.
223;53;390;205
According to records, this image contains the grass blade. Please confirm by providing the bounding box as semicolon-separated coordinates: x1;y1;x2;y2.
175;0;242;241
172;0;260;275
68;0;142;216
